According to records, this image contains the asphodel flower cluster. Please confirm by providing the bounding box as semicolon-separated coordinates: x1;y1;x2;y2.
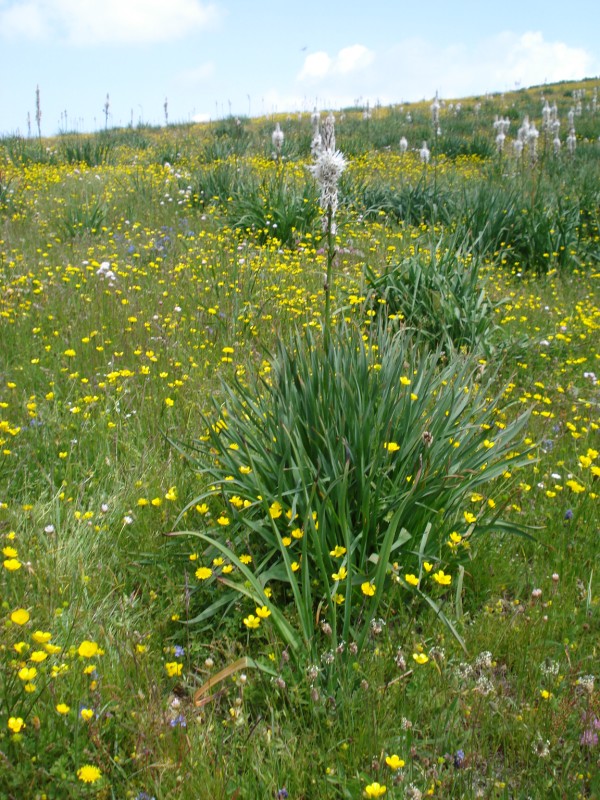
272;122;284;155
307;113;346;233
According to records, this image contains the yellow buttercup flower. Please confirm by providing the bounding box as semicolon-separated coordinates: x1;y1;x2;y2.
30;650;48;663
78;640;99;658
10;608;30;625
18;666;37;681
385;754;405;770
8;717;25;733
432;569;451;585
364;782;387;797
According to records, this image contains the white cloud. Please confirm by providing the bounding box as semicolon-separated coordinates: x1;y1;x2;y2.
335;45;374;75
487;31;595;89
379;32;598;102
291;32;598;112
0;1;47;39
298;52;332;81
298;44;374;82
0;0;221;44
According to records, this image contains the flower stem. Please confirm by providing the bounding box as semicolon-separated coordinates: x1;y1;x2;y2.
324;204;334;347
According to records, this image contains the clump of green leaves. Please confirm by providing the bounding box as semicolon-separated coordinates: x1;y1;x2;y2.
60;136;115;167
185;160;249;209
176;323;531;664
0;169;15;214
349;175;456;226
460;181;589;274
57;196;108;239
365;237;506;355
226;171;320;247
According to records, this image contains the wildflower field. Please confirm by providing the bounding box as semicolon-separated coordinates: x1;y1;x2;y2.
1;79;599;799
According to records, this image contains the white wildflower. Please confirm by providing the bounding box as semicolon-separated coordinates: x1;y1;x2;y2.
272;122;284;154
577;675;595;694
532;735;550;758
321;112;336;152
308;149;347;220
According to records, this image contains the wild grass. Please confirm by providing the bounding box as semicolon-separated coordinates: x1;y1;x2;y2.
0;78;599;799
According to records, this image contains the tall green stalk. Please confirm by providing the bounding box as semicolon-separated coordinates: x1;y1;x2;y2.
324;203;335;347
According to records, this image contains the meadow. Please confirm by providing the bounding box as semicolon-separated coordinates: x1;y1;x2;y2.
0;78;599;799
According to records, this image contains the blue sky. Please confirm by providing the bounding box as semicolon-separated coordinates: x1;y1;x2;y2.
1;0;599;136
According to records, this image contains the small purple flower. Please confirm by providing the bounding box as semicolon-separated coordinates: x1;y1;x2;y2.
169;713;187;728
276;789;289;799
580;729;598;748
564;509;573;521
173;645;185;658
453;749;465;768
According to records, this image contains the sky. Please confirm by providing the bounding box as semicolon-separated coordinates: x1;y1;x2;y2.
1;0;599;136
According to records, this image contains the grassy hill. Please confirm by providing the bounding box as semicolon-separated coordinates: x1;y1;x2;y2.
1;77;599;799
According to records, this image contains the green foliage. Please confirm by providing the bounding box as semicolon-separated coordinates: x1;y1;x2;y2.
0;169;14;214
349;175;457;226
2;135;59;165
57;197;108;239
365;238;506;355
1;77;599;799
226;170;320;246
185;160;248;209
438;133;495;159
179;323;531;662
460;181;586;273
200;121;251;160
60;136;115;166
